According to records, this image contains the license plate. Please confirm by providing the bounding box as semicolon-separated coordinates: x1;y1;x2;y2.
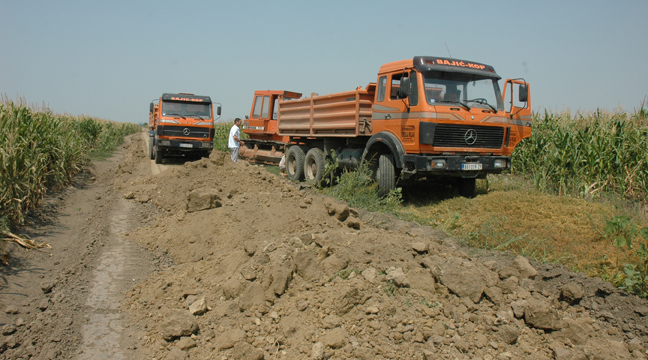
462;163;482;171
179;143;193;148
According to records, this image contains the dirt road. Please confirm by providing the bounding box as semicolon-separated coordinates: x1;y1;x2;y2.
3;132;648;359
0;136;163;359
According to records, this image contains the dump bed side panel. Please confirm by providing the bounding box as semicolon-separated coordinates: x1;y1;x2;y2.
277;87;375;137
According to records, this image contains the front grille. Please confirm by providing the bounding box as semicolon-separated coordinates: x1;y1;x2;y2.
433;124;504;149
161;126;211;139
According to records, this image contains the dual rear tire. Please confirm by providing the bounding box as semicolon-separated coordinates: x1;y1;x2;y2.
286;146;306;181
304;148;326;186
285;146;327;186
286;145;399;198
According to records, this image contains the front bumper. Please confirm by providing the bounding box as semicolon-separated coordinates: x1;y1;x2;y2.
401;154;510;179
156;138;213;151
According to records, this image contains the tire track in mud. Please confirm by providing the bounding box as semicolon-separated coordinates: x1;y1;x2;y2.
77;199;152;360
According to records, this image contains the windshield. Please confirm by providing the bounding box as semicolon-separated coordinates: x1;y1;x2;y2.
422;71;503;111
161;101;212;118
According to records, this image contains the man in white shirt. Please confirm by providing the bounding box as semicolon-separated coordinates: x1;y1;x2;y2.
228;118;244;163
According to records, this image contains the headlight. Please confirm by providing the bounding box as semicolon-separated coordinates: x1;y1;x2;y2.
202;142;212;148
432;159;446;169
494;159;506;168
161;140;171;146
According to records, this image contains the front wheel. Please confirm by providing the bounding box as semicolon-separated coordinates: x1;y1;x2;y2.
304;148;326;186
154;147;163;164
377;154;396;198
148;137;155;159
286;146;306;181
458;178;476;198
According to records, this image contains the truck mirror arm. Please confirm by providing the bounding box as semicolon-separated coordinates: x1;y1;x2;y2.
401;98;410;113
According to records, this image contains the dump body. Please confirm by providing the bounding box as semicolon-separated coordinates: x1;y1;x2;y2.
277;86;375;137
148;93;220;163
242;56;532;197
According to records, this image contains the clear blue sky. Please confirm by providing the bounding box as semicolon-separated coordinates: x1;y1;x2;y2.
2;0;647;123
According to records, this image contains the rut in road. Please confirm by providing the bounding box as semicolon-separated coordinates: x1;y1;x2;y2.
78;198;151;359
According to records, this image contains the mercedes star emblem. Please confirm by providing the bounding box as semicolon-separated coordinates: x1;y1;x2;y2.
464;129;477;145
183;128;191;136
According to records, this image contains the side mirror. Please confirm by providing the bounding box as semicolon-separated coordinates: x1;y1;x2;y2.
400;77;410;98
149;103;154;113
245;115;249;120
518;84;528;102
215;105;221;116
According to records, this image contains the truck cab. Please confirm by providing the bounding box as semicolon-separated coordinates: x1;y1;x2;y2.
366;56;531;196
149;93;221;164
240;90;302;163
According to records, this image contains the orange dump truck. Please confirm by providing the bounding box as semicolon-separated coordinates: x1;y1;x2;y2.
148;93;221;164
241;56;531;197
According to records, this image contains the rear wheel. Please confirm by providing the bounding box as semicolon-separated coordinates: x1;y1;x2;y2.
155;147;163;164
286;146;305;181
377;153;395;198
458;178;476;198
304;148;326;186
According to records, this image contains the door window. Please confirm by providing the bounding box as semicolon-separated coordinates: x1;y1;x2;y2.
390;74;404;100
252;96;262;118
261;95;270;118
376;76;387;102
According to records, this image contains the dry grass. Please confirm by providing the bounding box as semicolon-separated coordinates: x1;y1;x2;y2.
398;174;647;281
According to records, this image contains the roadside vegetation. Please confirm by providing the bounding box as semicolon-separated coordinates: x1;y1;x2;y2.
0;99;141;231
213;122;232;152
321;154;403;214
514;107;648;201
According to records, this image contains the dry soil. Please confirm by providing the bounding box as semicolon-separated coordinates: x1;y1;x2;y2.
2;132;648;360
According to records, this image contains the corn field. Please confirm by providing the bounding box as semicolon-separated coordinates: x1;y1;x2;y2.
213;121;249;152
0;100;140;228
512;105;648;201
213;122;233;152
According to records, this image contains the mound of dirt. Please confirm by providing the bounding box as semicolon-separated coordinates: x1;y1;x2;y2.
113;133;648;360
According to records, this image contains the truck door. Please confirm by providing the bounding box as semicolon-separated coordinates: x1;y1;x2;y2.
247;94;272;133
502;79;532;144
374;70;417;152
